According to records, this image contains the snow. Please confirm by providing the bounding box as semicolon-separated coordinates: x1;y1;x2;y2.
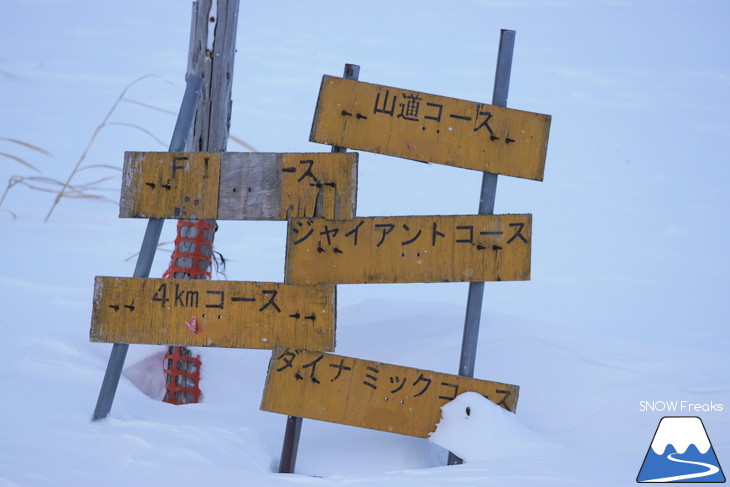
1;0;729;486
429;392;565;462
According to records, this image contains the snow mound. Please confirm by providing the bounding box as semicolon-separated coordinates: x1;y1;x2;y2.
428;392;563;462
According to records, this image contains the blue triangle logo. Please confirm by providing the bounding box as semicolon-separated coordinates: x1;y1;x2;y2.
637;416;725;483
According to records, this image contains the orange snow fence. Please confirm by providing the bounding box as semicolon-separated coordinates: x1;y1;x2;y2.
162;219;214;404
163;346;202;404
163;219;216;280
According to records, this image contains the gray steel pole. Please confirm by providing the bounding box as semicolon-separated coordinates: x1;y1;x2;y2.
448;29;515;465
92;75;204;422
278;63;360;474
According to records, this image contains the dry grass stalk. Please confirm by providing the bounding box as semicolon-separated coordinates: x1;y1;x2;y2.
44;75;171;222
3;76;258;221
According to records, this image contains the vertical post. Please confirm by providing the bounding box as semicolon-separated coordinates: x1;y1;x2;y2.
448;29;515;465
92;75;204;421
185;0;239;154
163;0;240;405
277;415;303;474
278;62;360;474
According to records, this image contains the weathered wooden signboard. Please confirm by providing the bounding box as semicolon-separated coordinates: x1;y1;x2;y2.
91;277;336;351
285;214;532;284
119;151;357;220
261;347;519;438
310;76;551;181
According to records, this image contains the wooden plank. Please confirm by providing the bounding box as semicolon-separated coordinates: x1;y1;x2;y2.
217;152;281;219
310;76;551;181
120;152;358;220
279;153;357;220
90;277;336;351
285;214;531;284
260;347;519;438
120;152;221;220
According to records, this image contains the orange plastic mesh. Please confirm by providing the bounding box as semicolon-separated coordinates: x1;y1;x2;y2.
162;219;214;405
163;219;215;280
163;346;202;405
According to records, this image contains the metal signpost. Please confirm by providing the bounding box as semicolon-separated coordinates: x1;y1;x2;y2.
277;62;361;475
272;29;549;471
449;29;517;466
92;75;203;421
89;22;549;478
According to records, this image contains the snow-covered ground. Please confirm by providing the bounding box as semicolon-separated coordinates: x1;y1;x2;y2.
1;1;728;485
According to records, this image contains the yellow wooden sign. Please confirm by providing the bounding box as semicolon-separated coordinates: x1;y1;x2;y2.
285;214;531;284
119;152;357;220
261;347;519;438
90;277;336;351
279;153;357;220
120;152;221;220
310;76;551;181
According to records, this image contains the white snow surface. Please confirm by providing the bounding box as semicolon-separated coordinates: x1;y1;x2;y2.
650;417;712;455
1;1;729;486
429;392;566;462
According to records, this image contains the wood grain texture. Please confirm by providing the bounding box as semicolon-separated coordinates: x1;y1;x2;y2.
186;0;239;153
91;277;336;351
285;214;531;284
279;153;357;220
119;152;357;220
120;152;221;219
217;152;281;219
310;76;551;181
261;347;519;438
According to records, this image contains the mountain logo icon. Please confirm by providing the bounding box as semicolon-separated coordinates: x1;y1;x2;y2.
637;416;725;483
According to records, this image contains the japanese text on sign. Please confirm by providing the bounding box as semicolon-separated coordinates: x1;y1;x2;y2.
278;153;357;220
120;152;220;220
261;347;519;438
310;76;551;181
90;277;335;350
285;214;532;284
120;152;357;220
